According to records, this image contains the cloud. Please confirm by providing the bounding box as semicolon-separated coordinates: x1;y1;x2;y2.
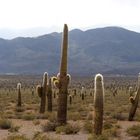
0;0;140;38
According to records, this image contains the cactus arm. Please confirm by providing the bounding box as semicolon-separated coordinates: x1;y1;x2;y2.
60;24;68;77
36;85;42;98
39;72;48;113
47;78;52;112
128;87;140;121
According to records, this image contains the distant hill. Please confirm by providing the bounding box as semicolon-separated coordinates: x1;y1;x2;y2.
0;26;140;75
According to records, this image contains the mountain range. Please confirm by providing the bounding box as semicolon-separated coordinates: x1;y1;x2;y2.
0;26;140;75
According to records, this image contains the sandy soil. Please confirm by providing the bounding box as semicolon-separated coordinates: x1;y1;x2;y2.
0;119;140;140
117;121;140;140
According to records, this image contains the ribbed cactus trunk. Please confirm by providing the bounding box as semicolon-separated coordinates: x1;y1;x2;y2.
47;78;52;112
129;73;140;121
93;74;104;135
36;72;48;113
17;83;22;107
57;24;69;125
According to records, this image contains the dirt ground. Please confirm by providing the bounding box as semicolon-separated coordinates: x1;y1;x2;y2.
0;119;140;140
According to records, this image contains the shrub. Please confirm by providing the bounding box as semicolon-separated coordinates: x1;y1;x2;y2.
6;135;29;140
37;112;57;122
0;119;12;129
42;121;57;132
67;112;81;121
9;125;20;132
56;122;80;134
83;121;93;133
22;114;36;120
103;122;113;130
33;132;47;140
126;125;140;137
55;126;65;134
88;134;109;140
104;127;119;137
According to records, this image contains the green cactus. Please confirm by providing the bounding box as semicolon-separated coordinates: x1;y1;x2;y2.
17;83;22;107
47;78;52;112
128;73;140;121
36;72;48;113
93;74;104;135
52;24;70;125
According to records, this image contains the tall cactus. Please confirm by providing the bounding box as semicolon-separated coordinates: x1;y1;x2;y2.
128;73;140;121
93;74;104;135
52;24;70;125
17;83;22;107
47;78;52;112
36;72;48;113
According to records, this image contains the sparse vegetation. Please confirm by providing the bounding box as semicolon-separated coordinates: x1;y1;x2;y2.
127;124;140;137
0;119;12;129
56;122;80;134
42;121;58;132
6;135;29;140
0;74;140;140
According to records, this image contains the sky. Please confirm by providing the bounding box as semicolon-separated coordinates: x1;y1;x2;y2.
0;0;140;38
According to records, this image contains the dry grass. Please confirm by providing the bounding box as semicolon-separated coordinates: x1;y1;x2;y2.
0;75;139;140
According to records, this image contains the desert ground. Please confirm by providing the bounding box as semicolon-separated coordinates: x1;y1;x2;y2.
0;75;140;140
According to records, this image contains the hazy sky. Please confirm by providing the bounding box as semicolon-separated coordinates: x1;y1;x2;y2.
0;0;140;38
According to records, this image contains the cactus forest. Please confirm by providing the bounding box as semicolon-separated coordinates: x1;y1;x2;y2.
0;24;140;140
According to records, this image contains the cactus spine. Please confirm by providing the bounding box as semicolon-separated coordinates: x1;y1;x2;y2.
93;74;104;135
17;83;22;107
52;24;70;125
36;72;48;113
47;78;52;112
128;73;140;121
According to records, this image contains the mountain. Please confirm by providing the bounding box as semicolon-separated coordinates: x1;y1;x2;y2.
0;26;140;75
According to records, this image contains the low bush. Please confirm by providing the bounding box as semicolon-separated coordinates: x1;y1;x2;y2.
0;119;12;129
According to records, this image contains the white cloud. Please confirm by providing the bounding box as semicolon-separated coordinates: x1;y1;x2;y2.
0;0;140;37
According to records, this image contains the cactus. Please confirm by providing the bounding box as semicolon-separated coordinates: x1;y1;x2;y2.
17;83;22;107
93;74;104;135
69;95;72;104
36;72;48;113
81;87;85;100
112;88;117;97
128;73;140;121
47;78;52;112
81;93;84;100
129;87;133;96
52;24;70;125
73;89;76;96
